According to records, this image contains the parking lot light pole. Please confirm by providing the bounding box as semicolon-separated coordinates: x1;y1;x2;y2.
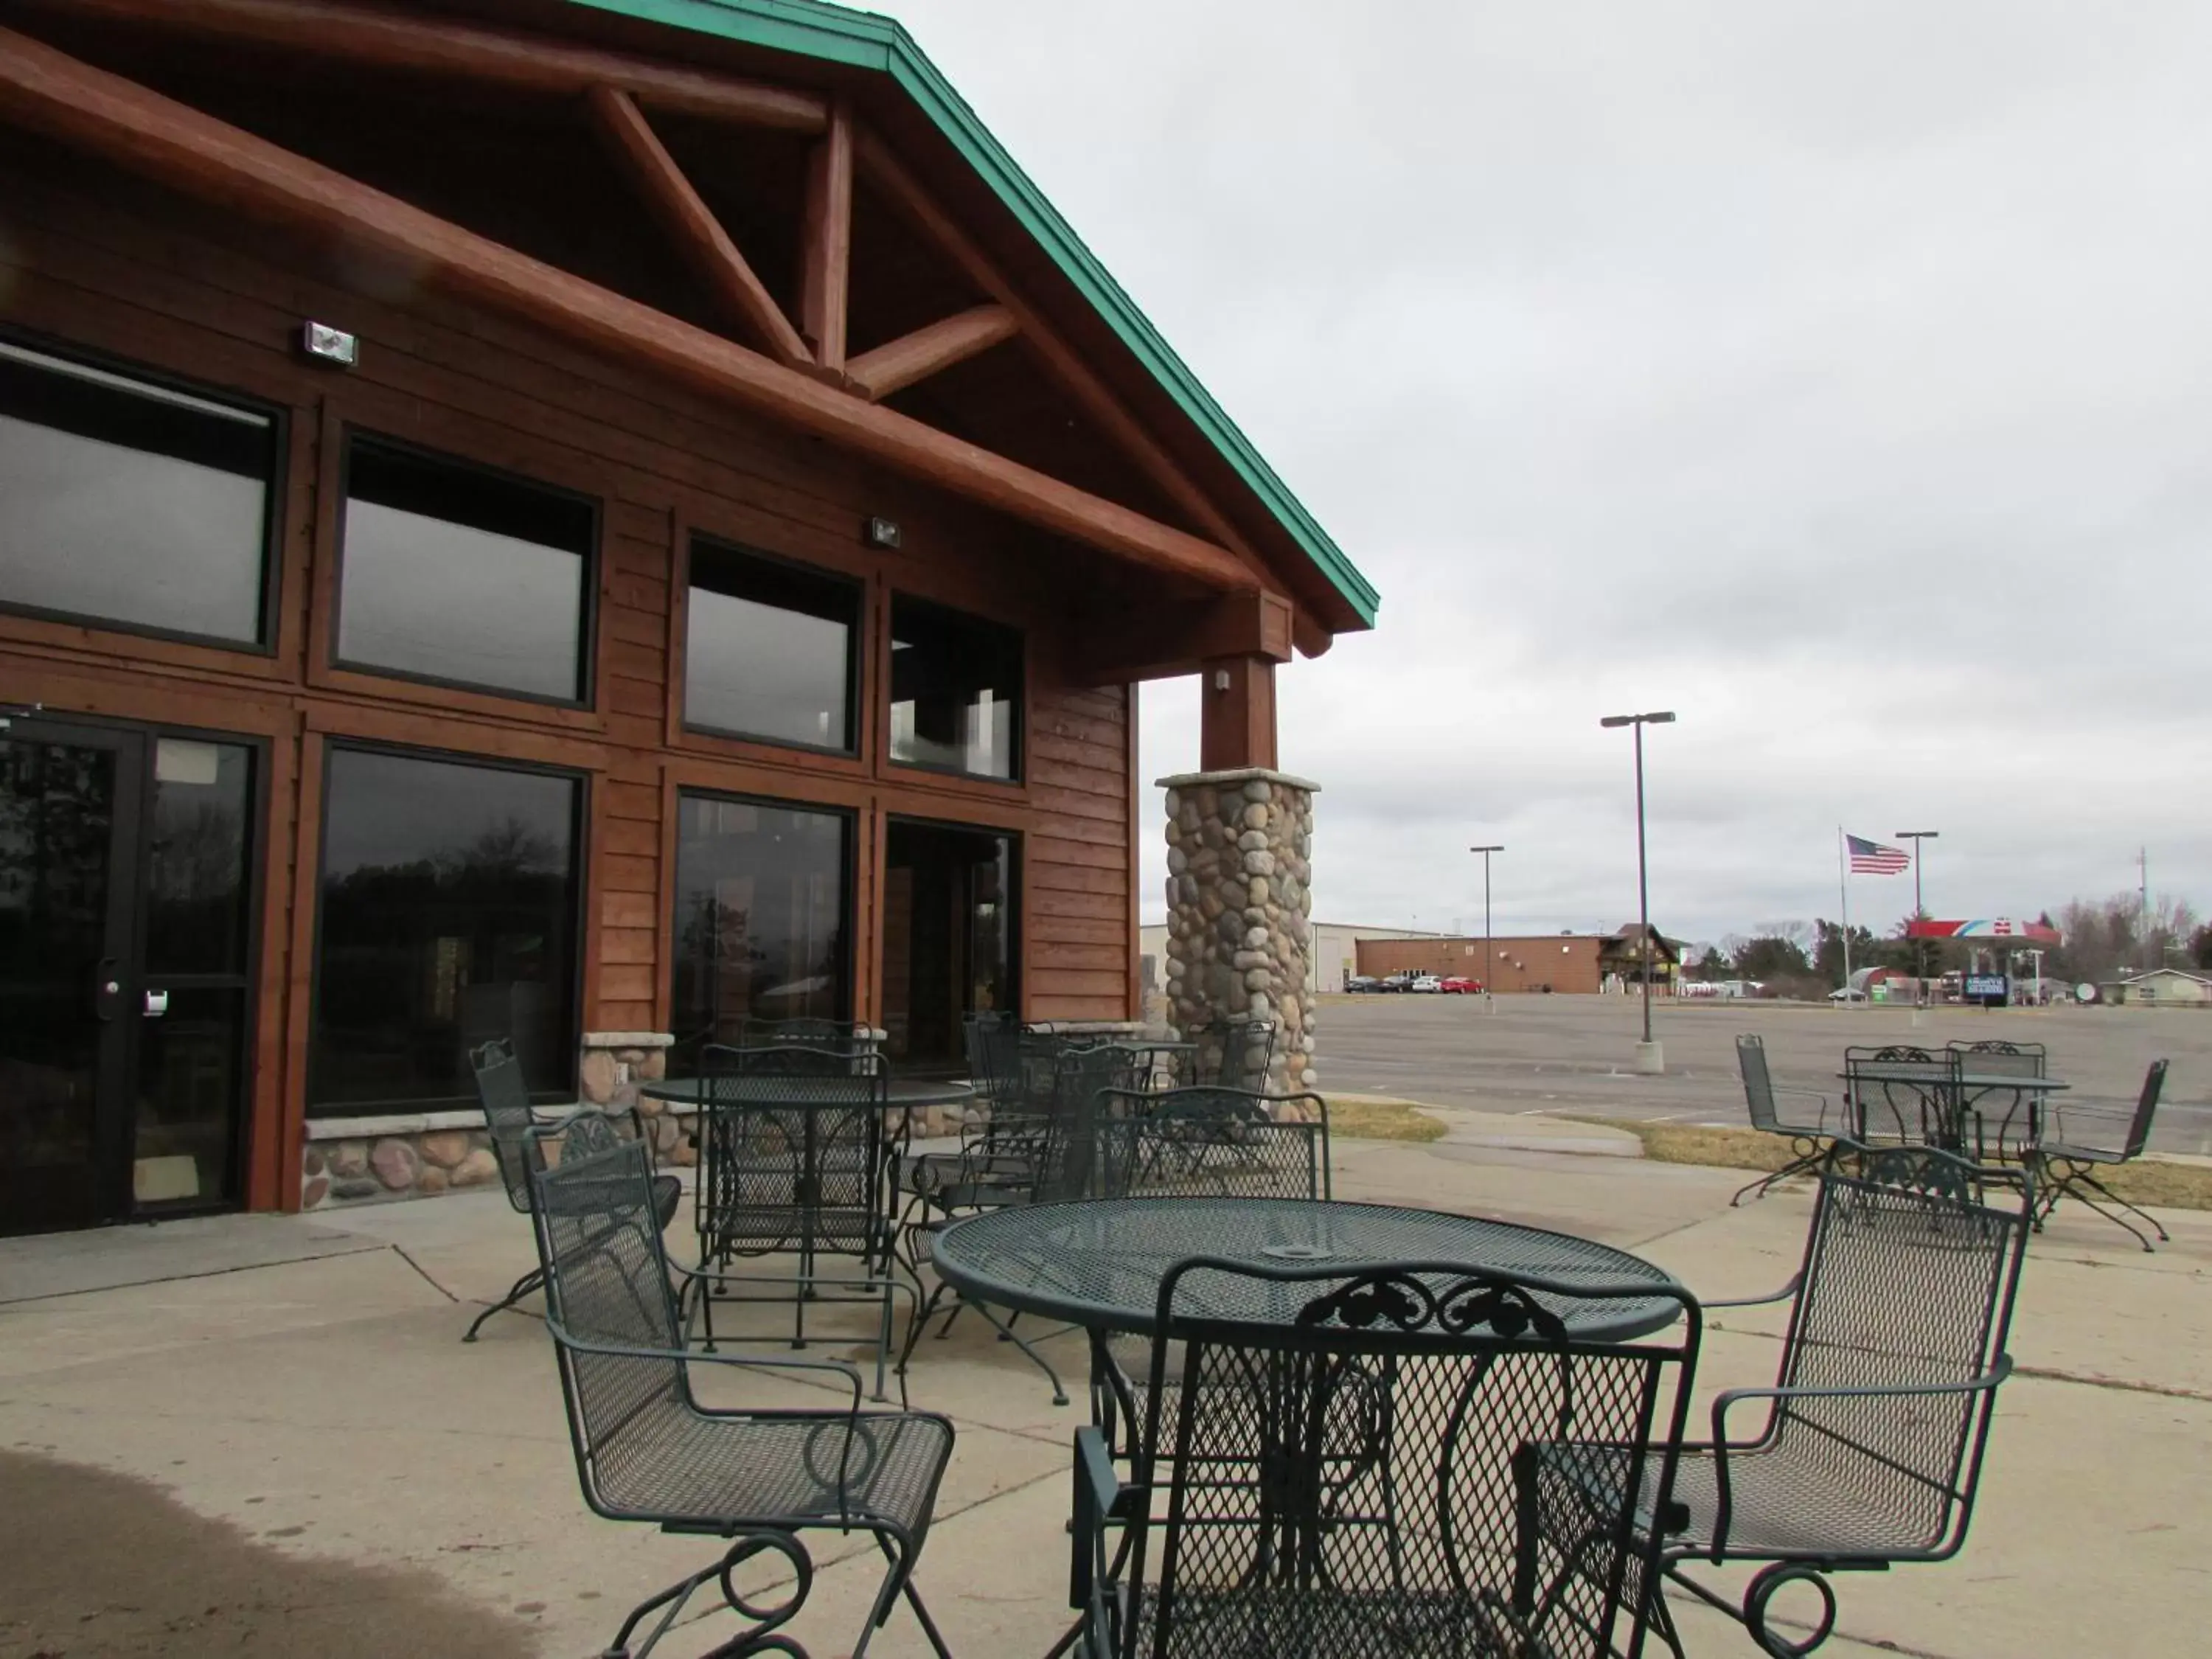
1470;845;1503;1008
1601;712;1675;1074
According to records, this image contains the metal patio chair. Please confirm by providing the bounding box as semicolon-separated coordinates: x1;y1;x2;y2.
689;1043;911;1400
900;1042;1144;1405
526;1111;955;1659
1557;1143;2031;1658
2029;1059;2170;1251
1731;1033;1844;1206
1841;1044;1962;1147
1947;1039;2048;1164
1088;1086;1333;1462
462;1037;681;1344
1073;1255;1701;1659
1182;1017;1276;1091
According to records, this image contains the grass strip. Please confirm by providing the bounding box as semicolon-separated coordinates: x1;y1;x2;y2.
1325;1098;1449;1142
1582;1118;2212;1212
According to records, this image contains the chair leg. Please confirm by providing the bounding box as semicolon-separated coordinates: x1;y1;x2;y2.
1731;1143;1823;1207
462;1265;545;1343
2051;1166;2166;1251
603;1530;810;1659
863;1531;954;1659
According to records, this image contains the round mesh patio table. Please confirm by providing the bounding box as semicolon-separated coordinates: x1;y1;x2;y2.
641;1077;976;1110
931;1197;1683;1342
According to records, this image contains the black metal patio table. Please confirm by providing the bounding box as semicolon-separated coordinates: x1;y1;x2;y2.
1838;1066;2068;1151
641;1077;978;1113
931;1195;1686;1343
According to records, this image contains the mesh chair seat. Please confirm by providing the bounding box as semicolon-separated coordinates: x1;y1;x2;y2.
589;1403;953;1537
1122;1584;1528;1658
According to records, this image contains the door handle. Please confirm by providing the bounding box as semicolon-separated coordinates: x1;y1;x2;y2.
94;958;122;1022
143;988;170;1019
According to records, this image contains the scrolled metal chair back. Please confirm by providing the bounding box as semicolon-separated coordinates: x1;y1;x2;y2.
1843;1044;1959;1144
1187;1017;1276;1091
469;1037;539;1214
526;1113;687;1513
1105;1256;1698;1659
1024;1044;1146;1204
1093;1087;1329;1201
694;1044;890;1262
1774;1143;2031;1555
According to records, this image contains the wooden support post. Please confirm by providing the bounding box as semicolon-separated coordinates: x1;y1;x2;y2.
1199;655;1278;773
846;304;1018;402
798;94;853;373
0;27;1258;592
585;83;811;364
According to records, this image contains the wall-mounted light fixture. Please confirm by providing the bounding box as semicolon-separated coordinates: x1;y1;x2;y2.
1211;668;1231;691
864;516;902;549
300;321;359;366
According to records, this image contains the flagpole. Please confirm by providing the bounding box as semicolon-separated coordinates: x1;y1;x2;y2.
1837;827;1852;996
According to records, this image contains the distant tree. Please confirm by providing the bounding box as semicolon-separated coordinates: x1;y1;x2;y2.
1733;934;1812;981
1812;919;1882;983
1694;945;1730;977
2194;925;2212;972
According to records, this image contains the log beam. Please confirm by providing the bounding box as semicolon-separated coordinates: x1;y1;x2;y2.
856;134;1290;585
1078;590;1293;686
585;83;810;364
20;0;827;129
0;26;1256;594
798;95;853;372
846;304;1019;403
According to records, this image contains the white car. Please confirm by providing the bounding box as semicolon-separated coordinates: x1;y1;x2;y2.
1408;974;1443;993
1827;987;1868;1004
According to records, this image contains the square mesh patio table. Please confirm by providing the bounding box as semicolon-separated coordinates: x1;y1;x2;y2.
930;1196;1686;1342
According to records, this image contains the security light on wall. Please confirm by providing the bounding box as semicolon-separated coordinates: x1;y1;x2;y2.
300;321;358;366
1212;668;1231;691
864;516;902;549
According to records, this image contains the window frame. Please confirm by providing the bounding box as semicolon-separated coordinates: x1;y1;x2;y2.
885;591;1028;787
330;428;602;711
0;327;287;657
680;534;864;759
305;736;590;1116
669;785;860;1038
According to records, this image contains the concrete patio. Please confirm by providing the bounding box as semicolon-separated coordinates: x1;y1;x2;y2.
1;1109;2205;1658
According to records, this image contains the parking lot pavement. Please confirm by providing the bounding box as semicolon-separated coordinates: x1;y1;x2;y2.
1314;992;2212;1154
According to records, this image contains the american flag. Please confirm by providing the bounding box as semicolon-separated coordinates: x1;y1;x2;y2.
1847;834;1910;874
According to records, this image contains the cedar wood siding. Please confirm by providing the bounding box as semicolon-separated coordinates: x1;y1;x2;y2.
0;134;1137;1208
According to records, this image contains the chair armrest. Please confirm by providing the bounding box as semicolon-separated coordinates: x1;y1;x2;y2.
1701;1270;1802;1310
543;1315;868;1413
1773;1087;1835;1127
1071;1424;1127;1614
1700;1354;2015;1555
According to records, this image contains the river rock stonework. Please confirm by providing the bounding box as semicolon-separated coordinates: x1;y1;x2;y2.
1160;768;1320;1102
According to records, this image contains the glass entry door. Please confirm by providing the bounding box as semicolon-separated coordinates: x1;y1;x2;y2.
882;819;1017;1070
0;716;257;1235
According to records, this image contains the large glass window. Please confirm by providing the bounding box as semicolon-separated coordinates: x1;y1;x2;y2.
337;437;594;702
670;793;850;1057
0;337;274;644
685;538;858;751
310;746;581;1112
888;595;1023;781
883;819;1018;1067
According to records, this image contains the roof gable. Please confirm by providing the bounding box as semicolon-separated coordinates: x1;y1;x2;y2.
559;0;1378;628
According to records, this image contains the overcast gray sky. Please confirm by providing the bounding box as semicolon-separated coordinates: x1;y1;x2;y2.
882;0;2212;945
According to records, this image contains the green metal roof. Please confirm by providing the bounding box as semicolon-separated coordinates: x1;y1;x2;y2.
561;0;1379;627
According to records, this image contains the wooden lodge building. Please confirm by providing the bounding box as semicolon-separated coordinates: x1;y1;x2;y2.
0;0;1377;1232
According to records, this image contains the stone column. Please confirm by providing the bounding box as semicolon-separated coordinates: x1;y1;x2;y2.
1159;768;1319;1100
580;1030;692;1166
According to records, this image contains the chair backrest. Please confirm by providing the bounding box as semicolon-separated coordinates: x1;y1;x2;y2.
741;1016;865;1050
1013;1044;1147;1204
1736;1033;1779;1133
694;1045;891;1260
1094;1087;1329;1200
1843;1045;1960;1142
469;1037;538;1214
1113;1256;1700;1659
962;1011;1023;1096
2119;1059;2168;1157
1188;1017;1276;1091
525;1111;686;1517
1947;1040;2046;1079
1767;1143;2031;1558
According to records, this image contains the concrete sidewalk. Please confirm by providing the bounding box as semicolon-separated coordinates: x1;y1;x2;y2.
1;1118;2205;1658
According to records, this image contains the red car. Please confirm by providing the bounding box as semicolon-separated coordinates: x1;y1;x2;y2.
1439;975;1483;994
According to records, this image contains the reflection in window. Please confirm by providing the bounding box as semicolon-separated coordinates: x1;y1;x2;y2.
883;819;1017;1066
145;738;252;976
0;337;274;644
888;596;1022;780
338;437;593;701
310;746;580;1112
671;793;849;1060
686;539;858;751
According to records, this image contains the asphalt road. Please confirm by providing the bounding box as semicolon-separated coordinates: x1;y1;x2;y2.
1314;992;2212;1156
